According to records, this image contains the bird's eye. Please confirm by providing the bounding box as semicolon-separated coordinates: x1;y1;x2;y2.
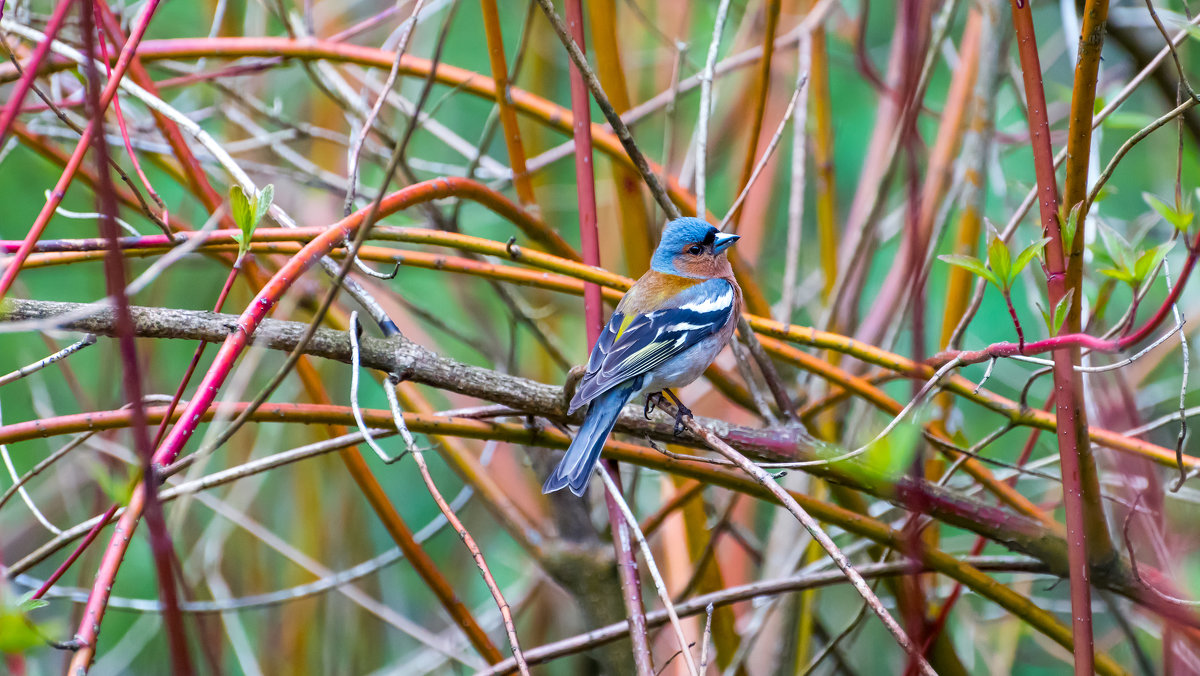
688;245;703;255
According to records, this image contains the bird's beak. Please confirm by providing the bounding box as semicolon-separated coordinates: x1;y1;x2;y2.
712;232;741;253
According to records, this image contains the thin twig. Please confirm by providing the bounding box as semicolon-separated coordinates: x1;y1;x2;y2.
695;0;733;218
1164;259;1192;490
0;333;96;386
474;556;1042;675
697;603;714;673
0;410;62;534
0;433;90;510
480;0;536;208
383;381;531;675
799;589;872;676
348;312;409;464
343;0;427;217
718;73;809;230
780;32;812;323
596;467;699;676
786;357;960;468
532;0;679;218
1086;97;1197;211
678;416;933;674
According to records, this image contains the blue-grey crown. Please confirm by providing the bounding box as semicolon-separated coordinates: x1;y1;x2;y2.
651;218;720;273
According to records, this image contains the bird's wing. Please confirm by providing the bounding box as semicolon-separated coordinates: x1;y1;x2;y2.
569;278;735;412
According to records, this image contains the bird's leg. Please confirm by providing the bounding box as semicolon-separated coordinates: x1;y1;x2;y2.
644;391;663;419
662;389;693;436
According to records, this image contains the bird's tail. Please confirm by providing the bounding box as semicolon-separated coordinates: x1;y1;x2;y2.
542;380;638;496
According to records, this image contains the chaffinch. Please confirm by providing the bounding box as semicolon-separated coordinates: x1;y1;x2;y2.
543;217;742;496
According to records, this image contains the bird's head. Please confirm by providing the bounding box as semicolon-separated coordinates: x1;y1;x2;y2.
650;218;740;279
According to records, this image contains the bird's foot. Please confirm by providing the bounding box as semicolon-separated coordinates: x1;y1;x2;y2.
644;391;663;419
662;389;692;436
672;404;693;436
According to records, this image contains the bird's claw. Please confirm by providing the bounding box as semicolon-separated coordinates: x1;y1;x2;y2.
644;391;662;419
672;402;693;437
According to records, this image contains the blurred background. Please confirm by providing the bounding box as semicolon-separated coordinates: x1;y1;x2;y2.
1;0;1199;673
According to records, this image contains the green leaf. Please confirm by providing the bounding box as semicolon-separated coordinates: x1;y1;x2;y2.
254;183;274;228
1059;202;1082;255
229;184;274;259
94;466;139;506
1144;192;1194;233
1099;267;1136;285
986;233;1012;289
0;589;56;655
1098;223;1134;273
1052;289;1074;336
1133;241;1175;283
230;185;252;236
1012;237;1051;278
17;593;47;613
1091;185;1116;204
938;254;999;289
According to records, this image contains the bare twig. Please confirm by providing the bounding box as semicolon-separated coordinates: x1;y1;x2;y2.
718;73;809;231
799;589;872;676
780;33;812;323
532;0;679;218
1123;493;1200;607
1087;97;1197;211
0;432;89;510
383;381;531;675
787;357;960;468
0;333;95;386
698;603;715;673
0;408;61;534
480;0;536;208
1164;259;1192;490
678;417;934;675
596;468;699;676
474;556;1042;674
343;0;427;216
348;312;408;464
695;0;733;218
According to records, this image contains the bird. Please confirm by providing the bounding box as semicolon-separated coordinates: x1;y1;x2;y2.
543;217;742;496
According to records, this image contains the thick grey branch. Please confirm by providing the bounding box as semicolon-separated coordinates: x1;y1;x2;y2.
0;298;814;459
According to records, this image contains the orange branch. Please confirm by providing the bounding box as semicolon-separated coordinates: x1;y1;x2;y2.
479;0;538;209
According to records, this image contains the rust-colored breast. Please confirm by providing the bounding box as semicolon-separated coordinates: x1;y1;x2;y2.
617;270;703;315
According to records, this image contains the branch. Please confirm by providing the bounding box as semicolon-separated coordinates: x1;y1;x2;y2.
476;557;1046;675
677;416;933;675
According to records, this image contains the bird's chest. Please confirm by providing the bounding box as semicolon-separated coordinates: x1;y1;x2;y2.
617;274;704;315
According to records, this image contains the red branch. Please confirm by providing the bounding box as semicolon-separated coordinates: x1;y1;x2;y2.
0;0;165;302
71;2;189;673
562;1;653;672
63;177;525;668
0;0;76;144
